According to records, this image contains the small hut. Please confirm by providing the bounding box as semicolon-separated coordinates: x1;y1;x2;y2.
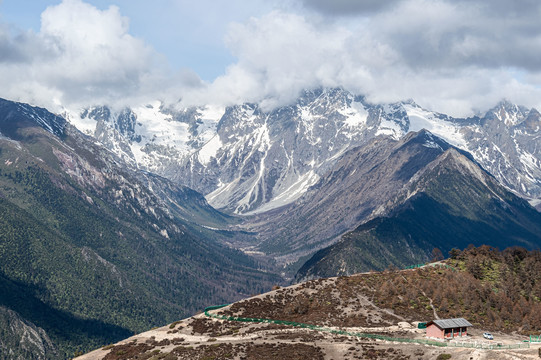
426;318;472;339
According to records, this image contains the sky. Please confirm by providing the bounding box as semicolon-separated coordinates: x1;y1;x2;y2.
0;0;541;116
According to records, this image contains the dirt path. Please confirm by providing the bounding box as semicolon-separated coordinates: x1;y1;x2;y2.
421;289;440;320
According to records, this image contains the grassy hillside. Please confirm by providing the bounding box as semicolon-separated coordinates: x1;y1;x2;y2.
227;246;541;333
364;246;541;333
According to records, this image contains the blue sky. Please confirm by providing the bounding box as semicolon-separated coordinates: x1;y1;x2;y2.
0;0;540;116
0;0;279;80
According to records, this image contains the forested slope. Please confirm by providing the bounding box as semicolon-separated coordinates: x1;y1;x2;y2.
0;99;281;358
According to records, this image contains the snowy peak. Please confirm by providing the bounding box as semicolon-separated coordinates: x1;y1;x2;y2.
486;100;529;127
65;102;225;173
374;101;408;139
400;102;468;148
59;89;541;214
382;99;541;203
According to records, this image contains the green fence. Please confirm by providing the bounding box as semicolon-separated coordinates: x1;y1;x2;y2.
204;305;446;348
403;263;457;272
530;335;541;343
449;341;530;350
204;305;529;350
403;264;426;270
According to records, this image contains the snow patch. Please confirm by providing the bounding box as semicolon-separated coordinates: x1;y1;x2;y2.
246;170;320;214
376;118;403;139
341;101;368;128
422;140;442;150
206;179;239;209
421;132;443;150
198;135;222;165
404;104;468;150
133;102;190;149
64;109;97;136
404;104;468;148
520;151;540;172
529;198;541;207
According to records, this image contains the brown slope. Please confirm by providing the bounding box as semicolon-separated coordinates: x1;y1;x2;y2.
296;147;541;281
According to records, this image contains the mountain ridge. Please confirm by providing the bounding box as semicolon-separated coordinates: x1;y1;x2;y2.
295;144;541;281
58;88;541;215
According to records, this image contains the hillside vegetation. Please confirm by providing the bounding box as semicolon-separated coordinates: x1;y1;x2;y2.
77;246;541;360
227;246;541;333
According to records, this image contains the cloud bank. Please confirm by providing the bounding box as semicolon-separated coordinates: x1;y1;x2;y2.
0;0;540;116
196;0;541;116
0;0;201;110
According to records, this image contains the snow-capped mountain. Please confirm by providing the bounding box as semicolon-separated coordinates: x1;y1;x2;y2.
61;88;541;214
63;102;223;173
399;100;541;207
178;89;389;214
66;89;386;214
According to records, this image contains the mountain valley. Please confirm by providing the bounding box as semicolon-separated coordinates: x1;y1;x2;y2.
1;89;541;359
0;99;280;358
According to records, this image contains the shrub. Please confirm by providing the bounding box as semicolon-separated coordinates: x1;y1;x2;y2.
436;354;451;360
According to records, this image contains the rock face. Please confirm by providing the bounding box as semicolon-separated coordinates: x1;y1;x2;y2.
0;306;57;360
67;89;541;215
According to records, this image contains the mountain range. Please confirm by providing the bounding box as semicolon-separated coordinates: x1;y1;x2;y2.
1;88;541;358
68;88;541;215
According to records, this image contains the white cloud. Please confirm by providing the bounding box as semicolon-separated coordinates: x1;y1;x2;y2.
186;0;541;116
0;0;201;111
1;0;540;117
182;12;355;109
